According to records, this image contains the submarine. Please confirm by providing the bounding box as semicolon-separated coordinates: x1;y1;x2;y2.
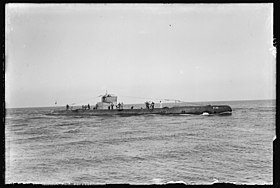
47;92;232;116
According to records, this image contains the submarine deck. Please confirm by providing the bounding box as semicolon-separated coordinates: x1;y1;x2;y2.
47;105;232;116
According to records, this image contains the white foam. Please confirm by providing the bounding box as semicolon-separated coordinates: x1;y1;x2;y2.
212;179;219;183
166;180;187;184
151;178;164;184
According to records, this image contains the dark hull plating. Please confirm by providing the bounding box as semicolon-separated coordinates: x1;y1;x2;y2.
47;105;232;116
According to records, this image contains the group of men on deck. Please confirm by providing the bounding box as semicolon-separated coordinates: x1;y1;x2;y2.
82;104;90;110
66;101;163;111
145;101;162;109
66;104;90;110
108;102;124;110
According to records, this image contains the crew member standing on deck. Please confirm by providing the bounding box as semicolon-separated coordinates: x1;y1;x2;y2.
159;101;162;108
145;101;150;109
151;102;155;109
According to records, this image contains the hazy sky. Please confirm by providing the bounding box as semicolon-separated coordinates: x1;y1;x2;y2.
6;4;275;108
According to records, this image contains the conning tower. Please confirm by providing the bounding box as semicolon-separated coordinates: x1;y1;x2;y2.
96;92;117;110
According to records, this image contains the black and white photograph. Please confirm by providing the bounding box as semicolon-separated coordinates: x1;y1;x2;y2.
5;3;275;185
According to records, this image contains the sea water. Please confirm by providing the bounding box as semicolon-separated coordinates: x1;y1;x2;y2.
5;100;275;184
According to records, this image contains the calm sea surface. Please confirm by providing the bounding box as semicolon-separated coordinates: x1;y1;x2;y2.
5;100;275;184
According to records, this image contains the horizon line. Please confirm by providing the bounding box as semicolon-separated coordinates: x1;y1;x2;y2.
5;98;276;109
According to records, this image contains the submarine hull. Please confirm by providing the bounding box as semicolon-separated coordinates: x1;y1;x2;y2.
47;105;232;116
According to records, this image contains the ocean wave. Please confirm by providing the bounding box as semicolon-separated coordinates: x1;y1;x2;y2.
64;129;80;134
54;122;79;127
5;102;274;184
